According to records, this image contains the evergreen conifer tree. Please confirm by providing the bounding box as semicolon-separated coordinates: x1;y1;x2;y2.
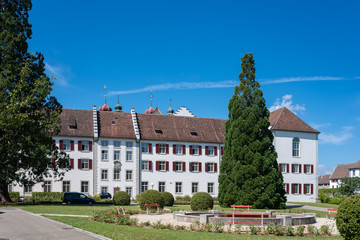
0;0;67;202
218;53;286;209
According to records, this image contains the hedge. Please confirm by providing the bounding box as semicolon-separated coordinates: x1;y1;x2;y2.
9;192;20;202
336;194;360;240
32;192;63;203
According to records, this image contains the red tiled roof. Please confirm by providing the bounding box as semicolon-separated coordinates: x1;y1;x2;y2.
269;107;319;134
57;109;93;137
98;111;136;139
329;161;360;179
318;174;330;185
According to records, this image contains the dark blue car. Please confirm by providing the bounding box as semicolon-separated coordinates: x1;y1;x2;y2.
63;192;96;205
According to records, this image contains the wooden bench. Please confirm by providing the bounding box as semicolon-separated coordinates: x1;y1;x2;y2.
326;208;337;219
231;205;252;212
228;221;269;225
144;204;162;215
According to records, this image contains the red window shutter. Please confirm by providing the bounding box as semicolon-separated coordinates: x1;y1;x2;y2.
156;161;159;171
59;159;63;169
287;164;290;173
214;146;217;156
70;159;74;169
199;146;202;155
78;141;82;151
311;184;314;194
286;183;289;194
291;184;294;194
279;163;282;171
156;144;159;153
149;161;152;171
52;140;56;149
189;146;193;155
182;162;186;171
292;164;294;173
205;163;208;172
182;145;186;154
51;159;55;169
205;146;209;155
221;147;224;155
299;164;302;173
173;145;176;154
166;161;169;171
189;162;192;172
304;165;307;174
214;163;218;172
70;141;74;151
299;184;302;194
59;140;63;150
304;184;306;194
149;144;152;153
89;141;92;151
166;144;169;154
311;165;314;174
89;159;92;169
173;162;176;171
78;159;81;169
199;162;202;172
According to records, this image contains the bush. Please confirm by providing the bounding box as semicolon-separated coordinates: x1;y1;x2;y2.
328;197;343;205
9;192;20;202
190;192;213;211
113;191;131;205
336;194;360;240
138;190;164;210
92;194;101;202
161;192;174;206
32;192;63;203
91;208;136;225
319;193;330;203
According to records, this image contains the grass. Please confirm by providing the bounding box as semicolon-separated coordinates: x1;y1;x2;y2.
46;216;342;240
289;202;339;209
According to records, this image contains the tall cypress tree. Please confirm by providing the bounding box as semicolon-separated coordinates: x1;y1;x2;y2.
0;0;67;202
218;53;286;209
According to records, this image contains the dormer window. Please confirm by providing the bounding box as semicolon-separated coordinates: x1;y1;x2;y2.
190;132;198;136
69;125;77;129
112;121;115;124
155;129;163;134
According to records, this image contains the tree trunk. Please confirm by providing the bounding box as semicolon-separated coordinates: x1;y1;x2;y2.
0;180;12;203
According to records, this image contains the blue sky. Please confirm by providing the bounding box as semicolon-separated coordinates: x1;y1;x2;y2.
29;0;360;175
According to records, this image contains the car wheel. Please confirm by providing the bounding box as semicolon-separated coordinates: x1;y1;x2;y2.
88;201;93;205
67;201;71;205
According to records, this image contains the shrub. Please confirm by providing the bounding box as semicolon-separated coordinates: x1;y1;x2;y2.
113;191;131;205
138;190;164;210
92;194;101;202
295;226;306;236
319;225;332;236
9;192;20;202
319;193;330;203
161;192;174;206
328;197;343;205
190;192;214;211
91;208;136;225
32;192;63;203
336;194;360;240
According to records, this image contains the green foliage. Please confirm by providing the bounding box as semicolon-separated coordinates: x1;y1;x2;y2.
113;191;130;205
328;198;343;205
218;53;286;209
138;190;164;210
336;194;360;240
161;192;174;206
319;193;330;203
32;192;63;203
339;177;360;197
9;192;20;202
319;188;340;196
190;192;214;211
91;208;136;225
175;195;191;205
0;0;66;202
92;194;101;202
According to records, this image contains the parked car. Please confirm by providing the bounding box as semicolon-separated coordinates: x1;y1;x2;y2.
63;192;96;205
99;192;112;199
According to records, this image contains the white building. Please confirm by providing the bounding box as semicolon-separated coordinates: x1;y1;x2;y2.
329;160;360;188
11;102;319;202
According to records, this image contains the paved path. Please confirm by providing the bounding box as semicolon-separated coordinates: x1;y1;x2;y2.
286;203;330;212
0;208;110;240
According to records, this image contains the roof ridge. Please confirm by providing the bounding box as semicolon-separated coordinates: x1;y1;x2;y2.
272;107;285;129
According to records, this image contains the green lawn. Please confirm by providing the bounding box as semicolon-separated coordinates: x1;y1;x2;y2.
47;216;342;240
289;202;339;209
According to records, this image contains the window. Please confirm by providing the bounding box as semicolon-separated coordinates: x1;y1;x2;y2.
63;140;71;151
142;143;151;153
292;183;301;194
81;159;89;169
81;181;89;193
157;161;166;171
191;145;199;155
158;144;166;154
304;164;311;174
208;183;214;194
142;161;149;171
43;181;51;192
101;186;108;193
126;141;133;148
158;182;165;192
141;182;148;192
24;184;32;193
207;163;214;172
101;169;108;180
175;162;183;171
113;169;120;180
304;184;313;194
114;150;120;161
353;170;356;176
292;164;301;173
126;187;132;197
81;141;89;151
114;141;121;148
191;162;199;172
207;146;214;156
62;181;70;192
280;164;289;173
292;138;300;157
101;141;109;147
190;132;197;136
192;182;198;193
175;145;182;154
126;170;133;181
155;129;163;134
126;151;133;161
175;182;182;193
101;150;108;161
8;184;12;192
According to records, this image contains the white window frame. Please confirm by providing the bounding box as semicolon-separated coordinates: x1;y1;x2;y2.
114;150;120;161
113;169;120;180
293;183;300;194
62;181;70;192
142;143;149;153
158;161;166;171
101;169;108;180
292;138;300;157
101;186;108;193
208;182;214;194
114;141;121;148
192;182;198;194
192;162;199;172
305;184;311;194
43;181;51;192
281;164;287;173
191;145;199;155
126;151;133;161
208;146;214;156
81;181;89;193
305;164;311;174
175;182;182;194
81;141;89;151
81;159;89;170
126;187;132;197
24;184;32;193
293;164;300;173
158;182;165;192
126;141;133;148
141;182;148;192
207;163;214;172
63;140;71;151
142;161;149;171
175;145;182;154
159;144;166;154
126;170;133;181
175;162;182;172
101;150;108;161
101;140;109;147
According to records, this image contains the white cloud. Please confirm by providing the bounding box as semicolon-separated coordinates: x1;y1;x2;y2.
45;63;70;87
260;76;344;85
108;80;238;96
310;122;331;129
318;164;335;176
319;131;353;145
269;95;306;114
